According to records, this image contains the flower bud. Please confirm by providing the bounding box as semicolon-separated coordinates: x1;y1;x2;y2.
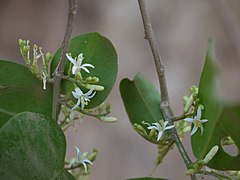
100;116;117;123
203;145;219;164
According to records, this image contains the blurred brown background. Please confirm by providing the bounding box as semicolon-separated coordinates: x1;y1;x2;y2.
1;0;240;179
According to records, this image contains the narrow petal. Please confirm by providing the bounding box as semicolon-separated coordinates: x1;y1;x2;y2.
157;131;163;141
75;87;83;95
196;106;202;119
184;118;194;123
164;125;175;130
82;63;95;68
163;121;169;128
81;67;91;73
191;125;198;136
66;53;77;65
81;161;88;173
87;91;96;99
72;99;81;110
74;146;80;162
147;126;158;130
201;119;208;123
83;159;93;165
81;100;85;109
72;66;77;75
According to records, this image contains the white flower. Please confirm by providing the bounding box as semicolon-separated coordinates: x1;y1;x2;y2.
72;87;96;110
184;106;208;136
74;146;93;173
147;121;175;141
66;53;94;75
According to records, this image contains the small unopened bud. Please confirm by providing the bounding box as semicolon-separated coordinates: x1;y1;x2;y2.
203;145;219;164
18;39;23;46
106;103;111;112
23;46;30;53
45;52;52;63
75;72;82;80
97;102;105;114
149;128;157;138
100;116;117;123
184;95;193;113
84;84;104;91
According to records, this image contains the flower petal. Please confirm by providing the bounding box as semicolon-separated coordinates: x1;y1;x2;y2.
191;125;198;136
66;53;77;65
81;161;88;173
200;119;208;123
72;99;80;110
82;63;95;68
74;146;80;163
164;125;175;130
200;124;204;135
81;66;91;73
157;131;163;141
72;66;77;75
147;126;158;130
184;118;194;123
196;106;202;119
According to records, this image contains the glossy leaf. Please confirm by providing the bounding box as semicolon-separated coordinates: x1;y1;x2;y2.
191;40;240;170
51;32;118;109
120;73;163;139
0;60;53;128
0;112;74;179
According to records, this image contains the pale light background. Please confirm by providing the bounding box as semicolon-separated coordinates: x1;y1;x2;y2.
0;0;240;180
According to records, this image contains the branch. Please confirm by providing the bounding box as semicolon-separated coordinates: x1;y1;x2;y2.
52;0;77;120
212;0;240;62
137;1;195;179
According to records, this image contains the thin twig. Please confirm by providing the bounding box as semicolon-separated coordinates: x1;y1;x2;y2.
52;0;77;120
212;0;240;62
198;170;235;180
137;1;195;179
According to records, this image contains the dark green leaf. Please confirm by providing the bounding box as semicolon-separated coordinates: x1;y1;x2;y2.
51;32;118;109
120;73;163;141
0;112;74;179
0;60;53;128
191;39;240;170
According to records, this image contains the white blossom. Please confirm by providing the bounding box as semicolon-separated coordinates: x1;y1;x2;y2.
184;106;208;135
74;146;93;173
72;87;96;110
66;53;94;75
147;121;175;141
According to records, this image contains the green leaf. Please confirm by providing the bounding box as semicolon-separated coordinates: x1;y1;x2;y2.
0;112;74;179
51;32;118;109
191;39;240;170
126;177;168;180
0;60;53;128
120;73;163;141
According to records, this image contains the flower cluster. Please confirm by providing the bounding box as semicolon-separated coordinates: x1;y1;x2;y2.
66;53;96;110
18;39;52;90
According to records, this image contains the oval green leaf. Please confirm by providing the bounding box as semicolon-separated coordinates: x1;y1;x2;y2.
51;32;118;109
120;73;163;141
0;112;74;179
191;39;240;170
0;60;53;128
